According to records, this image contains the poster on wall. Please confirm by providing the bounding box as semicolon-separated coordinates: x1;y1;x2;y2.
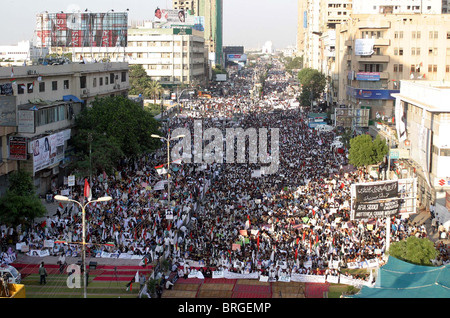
9;136;27;160
30;129;71;173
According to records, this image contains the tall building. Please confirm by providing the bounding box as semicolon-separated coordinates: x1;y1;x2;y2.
392;80;450;226
297;0;307;58
197;0;223;66
335;14;450;121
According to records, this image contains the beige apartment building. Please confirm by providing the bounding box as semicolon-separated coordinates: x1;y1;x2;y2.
0;62;129;194
58;26;208;87
335;14;450;121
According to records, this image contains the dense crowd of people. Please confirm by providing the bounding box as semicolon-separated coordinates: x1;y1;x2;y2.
1;59;449;285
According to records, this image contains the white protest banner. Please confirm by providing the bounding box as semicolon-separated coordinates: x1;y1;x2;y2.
44;240;55;248
212;271;224;279
259;275;269;282
290;274;326;283
39;249;50;257
101;251;111;258
326;275;340;284
188;270;199;279
278;275;291;283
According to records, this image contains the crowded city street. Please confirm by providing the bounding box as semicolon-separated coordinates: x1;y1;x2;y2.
2;58;449;299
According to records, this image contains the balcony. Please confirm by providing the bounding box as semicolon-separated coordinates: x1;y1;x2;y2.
356;54;390;63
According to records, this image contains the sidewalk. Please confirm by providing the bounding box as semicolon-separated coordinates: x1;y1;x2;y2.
409;208;450;246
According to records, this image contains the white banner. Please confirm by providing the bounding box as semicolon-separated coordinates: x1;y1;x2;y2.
212;270;224;279
290;274;326;283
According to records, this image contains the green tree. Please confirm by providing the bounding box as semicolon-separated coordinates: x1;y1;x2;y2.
297;68;326;106
72;96;161;175
389;236;438;266
0;170;46;227
129;64;151;96
146;80;164;106
348;134;388;167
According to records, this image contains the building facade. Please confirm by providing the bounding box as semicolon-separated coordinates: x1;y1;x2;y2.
392;80;450;230
0;62;129;195
51;25;208;87
335;14;450;122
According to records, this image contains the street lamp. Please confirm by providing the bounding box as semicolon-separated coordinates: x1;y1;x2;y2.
151;132;185;208
54;194;112;298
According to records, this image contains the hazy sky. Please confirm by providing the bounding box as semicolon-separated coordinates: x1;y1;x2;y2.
0;0;298;50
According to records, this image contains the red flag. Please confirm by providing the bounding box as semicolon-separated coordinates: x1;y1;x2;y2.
59;202;64;209
257;234;260;250
84;179;91;200
295;248;298;259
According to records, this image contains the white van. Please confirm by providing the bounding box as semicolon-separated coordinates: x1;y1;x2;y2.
0;265;21;284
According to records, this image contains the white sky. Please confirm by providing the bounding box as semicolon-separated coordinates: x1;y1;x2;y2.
0;0;297;50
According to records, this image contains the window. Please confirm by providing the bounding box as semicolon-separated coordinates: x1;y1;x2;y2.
428;64;437;72
27;83;33;94
80;76;87;89
429;48;438;56
93;78;97;87
105;77;109;85
446;65;450;73
99;77;103;86
52;81;58;91
17;84;25;94
393;64;403;72
110;73;115;84
39;82;45;92
410;64;416;73
64;80;69;89
429;31;438;39
121;72;126;82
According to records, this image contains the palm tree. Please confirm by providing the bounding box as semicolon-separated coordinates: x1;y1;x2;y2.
146;80;164;105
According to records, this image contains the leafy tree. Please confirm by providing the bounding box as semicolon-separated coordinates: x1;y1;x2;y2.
129;64;151;96
389;236;438;266
72;96;161;175
348;134;388;167
297;68;326;106
283;56;303;72
0;170;46;227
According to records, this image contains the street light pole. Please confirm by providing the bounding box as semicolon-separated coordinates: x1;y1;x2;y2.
151;133;185;212
54;194;112;298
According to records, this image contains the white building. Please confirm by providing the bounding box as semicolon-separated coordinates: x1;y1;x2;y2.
51;24;208;87
0;41;48;66
392;80;450;230
352;0;442;14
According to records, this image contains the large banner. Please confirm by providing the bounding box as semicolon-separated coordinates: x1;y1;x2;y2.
354;180;399;202
31;129;71;173
35;12;128;48
355;38;374;56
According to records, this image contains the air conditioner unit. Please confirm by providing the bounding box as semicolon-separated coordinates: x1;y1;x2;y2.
81;89;89;95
